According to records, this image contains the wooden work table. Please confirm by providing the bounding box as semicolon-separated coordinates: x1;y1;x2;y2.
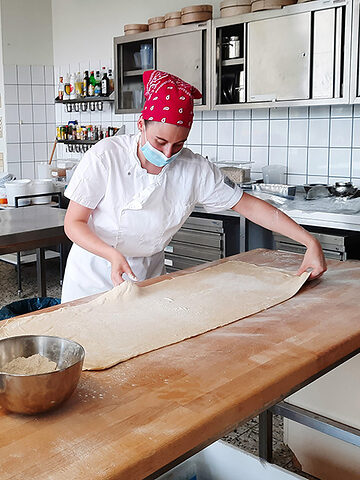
0;249;359;479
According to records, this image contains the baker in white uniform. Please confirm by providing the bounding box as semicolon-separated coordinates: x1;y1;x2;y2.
62;70;326;302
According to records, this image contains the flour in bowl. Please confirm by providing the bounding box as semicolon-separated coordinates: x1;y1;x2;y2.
1;353;58;375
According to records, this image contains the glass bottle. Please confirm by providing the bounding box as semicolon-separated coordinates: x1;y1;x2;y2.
58;76;64;100
101;67;109;97
83;70;90;97
88;71;96;97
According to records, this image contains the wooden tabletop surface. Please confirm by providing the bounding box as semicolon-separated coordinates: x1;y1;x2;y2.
0;249;359;480
0;205;66;253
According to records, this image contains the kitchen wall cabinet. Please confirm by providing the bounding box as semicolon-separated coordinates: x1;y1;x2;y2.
113;22;211;114
350;0;360;102
114;0;355;114
212;0;352;110
248;13;311;102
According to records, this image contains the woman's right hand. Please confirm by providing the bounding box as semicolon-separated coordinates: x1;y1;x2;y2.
109;250;137;286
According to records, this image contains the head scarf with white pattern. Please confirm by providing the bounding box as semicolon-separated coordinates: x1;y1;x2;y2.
141;70;202;129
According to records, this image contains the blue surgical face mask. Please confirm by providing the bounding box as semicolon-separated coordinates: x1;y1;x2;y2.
140;128;183;167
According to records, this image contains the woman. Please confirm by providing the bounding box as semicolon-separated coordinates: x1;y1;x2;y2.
62;70;326;302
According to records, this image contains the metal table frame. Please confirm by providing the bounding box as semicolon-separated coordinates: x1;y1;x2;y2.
0;205;68;297
13;192;64;296
259;347;360;462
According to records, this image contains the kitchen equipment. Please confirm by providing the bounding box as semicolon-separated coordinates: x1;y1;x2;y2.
133;52;142;68
220;0;251;17
48;139;57;166
123;91;133;109
222;35;241;59
36;162;52;181
253;183;296;198
158;440;305;480
133;88;144;109
0;335;84;414
140;44;153;70
303;183;331;193
164;11;182;28
124;24;148;35
5;179;32;207
148;16;165;31
304;185;331;200
0;172;15;186
238;70;245;102
221;71;241;103
164;214;239;273
30;179;54;205
251;0;296;12
50;161;72;180
181;5;213;24
216;161;253;183
262;165;286;184
274;226;360;261
329;181;358;197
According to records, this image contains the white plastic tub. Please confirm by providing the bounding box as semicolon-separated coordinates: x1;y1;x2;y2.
156;441;303;480
36;162;52;179
31;179;54;204
5;179;32;206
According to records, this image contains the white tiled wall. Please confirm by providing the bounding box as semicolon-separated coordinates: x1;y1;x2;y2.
186;106;360;187
4;63;360;188
55;104;360;188
4;64;56;179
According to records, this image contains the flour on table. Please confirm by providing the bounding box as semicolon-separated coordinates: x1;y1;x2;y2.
0;261;309;371
1;353;57;375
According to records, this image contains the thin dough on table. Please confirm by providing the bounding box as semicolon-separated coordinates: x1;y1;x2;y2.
0;261;309;370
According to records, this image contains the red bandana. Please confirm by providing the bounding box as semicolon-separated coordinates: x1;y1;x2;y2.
141;70;202;129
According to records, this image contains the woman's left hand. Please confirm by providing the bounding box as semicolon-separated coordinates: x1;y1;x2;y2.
297;239;327;280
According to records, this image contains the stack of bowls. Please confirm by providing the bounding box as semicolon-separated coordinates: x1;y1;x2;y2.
181;5;213;24
124;24;148;35
164;11;182;28
251;0;296;12
148;16;165;31
220;0;252;17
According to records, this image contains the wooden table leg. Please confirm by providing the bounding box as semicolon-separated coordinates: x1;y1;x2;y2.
259;409;273;462
36;247;46;297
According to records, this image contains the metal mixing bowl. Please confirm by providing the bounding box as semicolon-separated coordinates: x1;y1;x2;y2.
329;182;358;197
0;335;85;414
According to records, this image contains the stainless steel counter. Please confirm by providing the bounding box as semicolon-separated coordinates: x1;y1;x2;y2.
194;195;360;232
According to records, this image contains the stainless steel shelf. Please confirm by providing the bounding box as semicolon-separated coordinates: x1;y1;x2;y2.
123;69;147;77
222;58;244;67
56;139;98;145
55;96;114;104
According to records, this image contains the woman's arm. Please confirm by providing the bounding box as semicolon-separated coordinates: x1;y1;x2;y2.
232;193;327;279
64;200;136;285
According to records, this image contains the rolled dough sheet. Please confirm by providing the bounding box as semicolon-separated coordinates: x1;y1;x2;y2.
0;261;309;370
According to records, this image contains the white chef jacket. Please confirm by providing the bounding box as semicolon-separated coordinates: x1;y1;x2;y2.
61;133;243;302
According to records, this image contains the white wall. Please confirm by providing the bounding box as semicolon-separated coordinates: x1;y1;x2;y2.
0;4;5;170
1;0;53;65
51;0;221;66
